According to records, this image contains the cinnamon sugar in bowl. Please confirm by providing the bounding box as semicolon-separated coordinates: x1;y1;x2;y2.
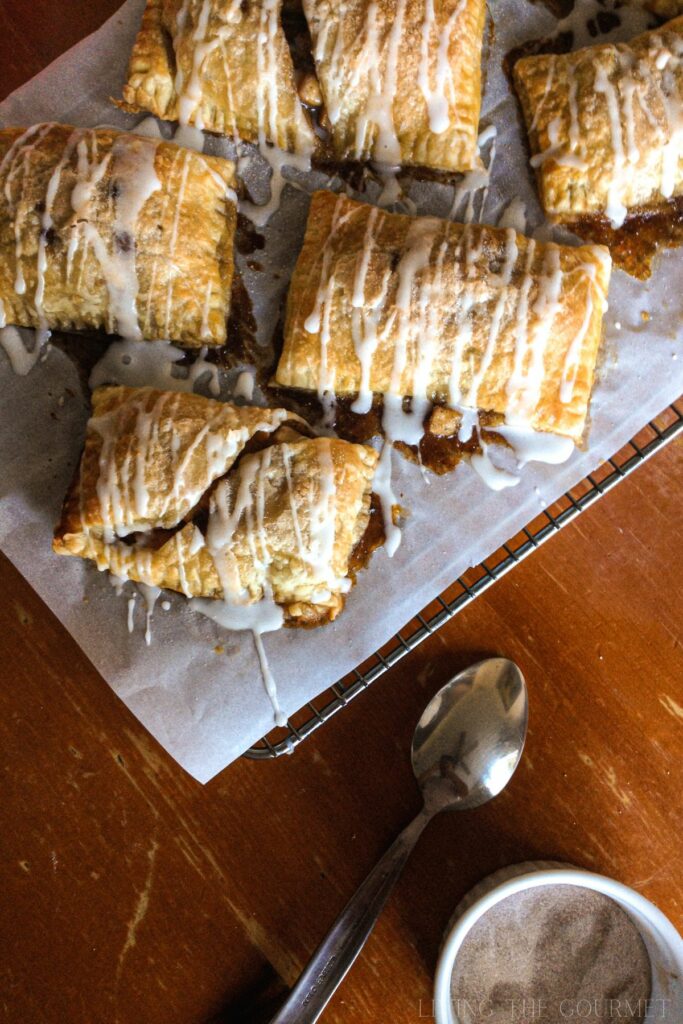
434;863;683;1024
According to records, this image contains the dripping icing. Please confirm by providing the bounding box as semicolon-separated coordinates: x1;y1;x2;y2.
89;338;220;396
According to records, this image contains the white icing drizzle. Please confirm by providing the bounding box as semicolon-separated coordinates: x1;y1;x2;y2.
356;0;407;163
505;238;538;417
162;148;192;335
350;205;386;414
495;424;575;465
470;443;520;490
512;243;564;421
192;596;286;725
112;571;162;645
381;219;441;447
248;0;314;220
449;126;497;224
466;228;519;411
530;57;556;132
110;573;127;596
127;593;137;633
497;196;527;234
257;0;283;147
89;338;220;396
173;124;206;151
530;30;683;227
301;195;353;421
33;131;76;348
559;255;608;403
252;631;285;726
0;325;46;376
418;0;467;134
530;116;588;172
307;440;338;584
594;64;628;228
372;442;401;556
176;0;222;130
137;582;161;646
657;43;683;199
110;135;162;337
567;74;582;157
233;369;255;401
371;163;416;214
467;412;575;491
134;117;163;139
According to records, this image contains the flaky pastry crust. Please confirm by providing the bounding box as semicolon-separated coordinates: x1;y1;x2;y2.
0;123;236;345
53;386;379;627
303;0;486;171
275;192;611;442
119;0;316;154
513;17;683;224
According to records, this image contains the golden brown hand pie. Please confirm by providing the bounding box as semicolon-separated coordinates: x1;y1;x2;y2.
303;0;487;171
275;191;611;445
513;16;683;227
53;386;381;627
0;123;236;346
120;0;316;154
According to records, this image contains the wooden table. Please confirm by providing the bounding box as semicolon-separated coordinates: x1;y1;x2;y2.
1;5;682;1021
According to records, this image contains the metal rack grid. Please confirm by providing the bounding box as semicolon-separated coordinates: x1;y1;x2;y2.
245;401;683;759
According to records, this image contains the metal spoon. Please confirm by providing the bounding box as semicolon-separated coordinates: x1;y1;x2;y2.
270;657;528;1024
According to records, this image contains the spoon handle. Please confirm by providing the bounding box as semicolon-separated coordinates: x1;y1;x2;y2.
269;810;430;1024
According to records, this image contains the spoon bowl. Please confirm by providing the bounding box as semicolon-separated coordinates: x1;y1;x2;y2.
412;657;528;811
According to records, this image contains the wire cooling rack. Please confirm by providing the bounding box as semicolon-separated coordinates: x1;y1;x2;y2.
245;401;683;759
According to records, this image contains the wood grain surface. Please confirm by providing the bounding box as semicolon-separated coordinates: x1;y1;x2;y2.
1;5;682;1023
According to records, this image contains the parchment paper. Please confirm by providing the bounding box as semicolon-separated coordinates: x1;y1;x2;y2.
1;0;681;782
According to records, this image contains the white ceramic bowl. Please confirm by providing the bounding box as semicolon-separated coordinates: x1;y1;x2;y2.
434;861;683;1024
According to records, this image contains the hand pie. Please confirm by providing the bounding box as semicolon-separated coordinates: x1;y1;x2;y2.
513;17;683;228
303;0;486;171
0;123;236;346
53;386;382;627
120;0;316;154
275;192;611;461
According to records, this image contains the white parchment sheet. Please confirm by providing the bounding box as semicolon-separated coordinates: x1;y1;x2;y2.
0;0;681;782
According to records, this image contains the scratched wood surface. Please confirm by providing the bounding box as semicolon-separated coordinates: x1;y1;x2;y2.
1;5;682;1022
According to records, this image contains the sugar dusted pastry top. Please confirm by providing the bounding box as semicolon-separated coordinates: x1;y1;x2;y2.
120;0;317;154
53;386;380;627
275;192;611;443
0;123;236;345
513;16;683;226
303;0;487;171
